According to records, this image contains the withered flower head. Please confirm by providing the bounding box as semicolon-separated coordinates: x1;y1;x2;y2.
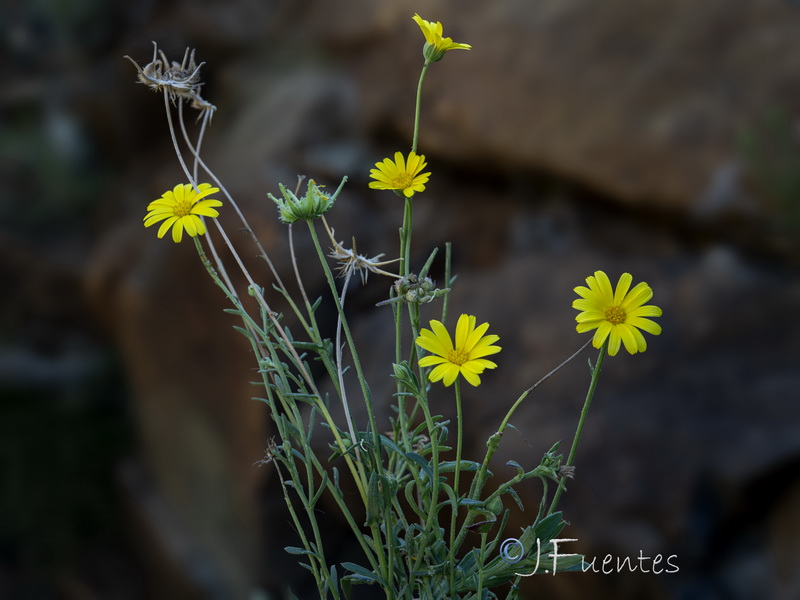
124;42;216;115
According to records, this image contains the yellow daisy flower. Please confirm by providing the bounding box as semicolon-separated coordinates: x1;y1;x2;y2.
369;151;431;198
143;183;223;243
573;271;663;356
416;314;501;387
412;14;472;63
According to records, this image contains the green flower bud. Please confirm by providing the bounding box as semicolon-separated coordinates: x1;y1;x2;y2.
268;176;347;223
486;495;504;516
422;42;447;64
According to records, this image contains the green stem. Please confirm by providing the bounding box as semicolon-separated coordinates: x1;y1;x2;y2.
402;197;413;277
306;219;396;587
454;340;592;553
411;62;429;154
477;531;488;599
399;61;427;282
410;390;441;576
306;219;382;460
441;242;452;324
448;379;464;600
548;342;607;515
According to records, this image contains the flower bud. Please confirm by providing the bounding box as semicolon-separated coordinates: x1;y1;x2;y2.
268;177;346;223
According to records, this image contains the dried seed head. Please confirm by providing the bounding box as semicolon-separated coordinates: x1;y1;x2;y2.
124;42;216;117
323;216;402;285
558;465;576;479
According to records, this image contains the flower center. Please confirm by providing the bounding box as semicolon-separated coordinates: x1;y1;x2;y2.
448;348;469;366
173;199;193;217
605;305;626;324
391;174;414;190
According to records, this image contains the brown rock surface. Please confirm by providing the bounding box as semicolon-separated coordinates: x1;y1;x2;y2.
328;0;800;211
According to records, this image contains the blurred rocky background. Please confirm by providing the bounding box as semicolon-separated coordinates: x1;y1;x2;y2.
2;0;800;598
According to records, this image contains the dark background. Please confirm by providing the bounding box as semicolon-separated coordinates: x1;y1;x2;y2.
2;1;800;599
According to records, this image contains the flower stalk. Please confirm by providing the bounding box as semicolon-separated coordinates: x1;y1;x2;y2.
548;342;608;515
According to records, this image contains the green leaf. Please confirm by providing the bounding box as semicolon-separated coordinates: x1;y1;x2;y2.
342;576;352;600
309;472;328;507
504;486;525;512
533;512;566;543
328;565;339;597
457;498;484;507
379;434;405;457
506;460;525;477
341;562;385;586
439;460;487;474
404;452;434;482
365;471;381;527
404;481;427;520
284;546;318;557
285;587;300;600
419;247;439;279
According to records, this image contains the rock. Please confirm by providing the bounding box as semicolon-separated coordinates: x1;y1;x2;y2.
85;223;267;598
320;0;800;214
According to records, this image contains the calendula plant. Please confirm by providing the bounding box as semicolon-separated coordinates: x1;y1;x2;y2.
127;13;662;600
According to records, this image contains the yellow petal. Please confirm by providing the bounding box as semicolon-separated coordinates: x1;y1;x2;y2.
627;305;662;319
442;364;460;387
575;310;605;323
613;273;633;306
592;271;614;306
626;316;662;336
144;213;169;227
607;327;622;356
393;151;406;172
460;368;482;387
157;216;178;238
576;321;601;333
622;282;653;310
464;321;490;352
419;355;448;367
618;324;639;354
468;344;501;360
593;321;612;349
428;320;454;352
171;219;184;243
454;314;473;351
183;215;198;237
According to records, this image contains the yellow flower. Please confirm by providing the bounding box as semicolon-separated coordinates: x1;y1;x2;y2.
369;151;431;198
573;271;663;356
416;314;501;387
412;14;472;63
144;183;222;243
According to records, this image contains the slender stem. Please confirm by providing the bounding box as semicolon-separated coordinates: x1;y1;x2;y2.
454;339;593;553
335;267;361;462
401;198;413;278
442;242;452;324
272;460;326;595
399;61;427;283
411;62;429;154
306;220;382;468
197;223;368;504
448;379;464;600
174;96;292;297
499;339;593;439
283;223;313;334
411;396;441;571
548;342;608;515
477;531;488;599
